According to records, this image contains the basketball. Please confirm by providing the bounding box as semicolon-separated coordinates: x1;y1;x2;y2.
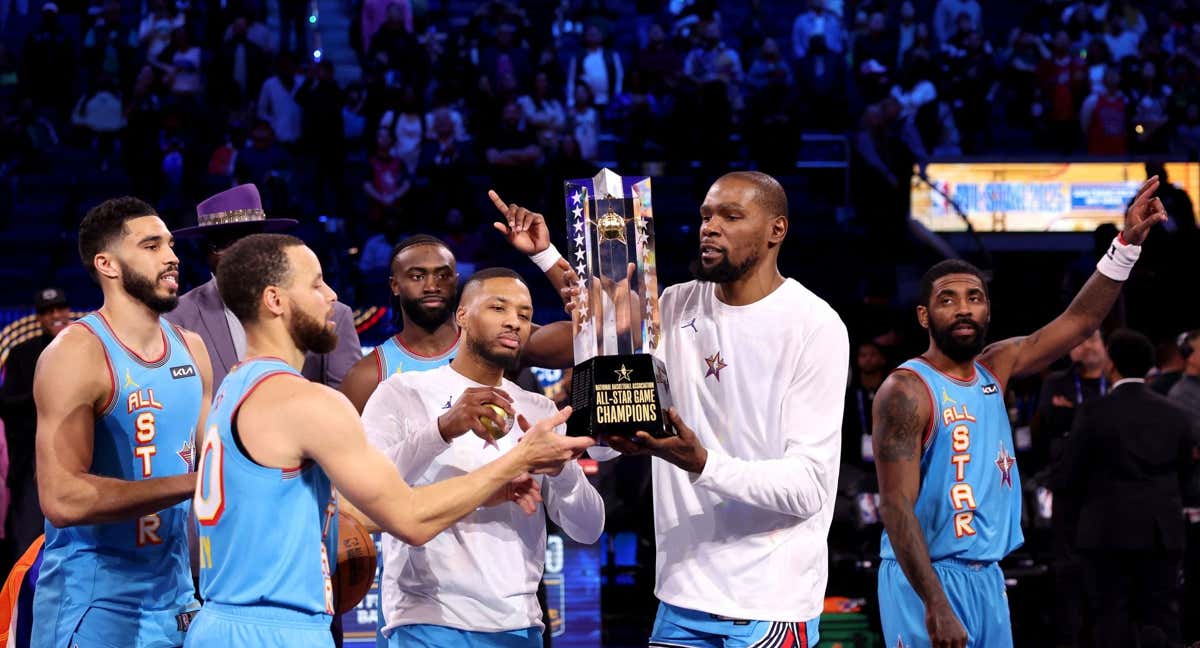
332;513;377;615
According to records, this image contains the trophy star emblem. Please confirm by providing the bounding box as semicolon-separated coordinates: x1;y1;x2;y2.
574;233;585;247
571;190;582;205
572;205;583;219
615;365;633;382
574;248;585;262
572;219;584;233
704;352;728;381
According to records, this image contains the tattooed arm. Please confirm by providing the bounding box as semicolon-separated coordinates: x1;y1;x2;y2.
873;370;967;648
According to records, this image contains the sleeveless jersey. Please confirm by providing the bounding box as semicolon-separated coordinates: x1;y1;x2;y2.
194;358;337;616
880;358;1023;563
374;333;459;381
33;313;201;645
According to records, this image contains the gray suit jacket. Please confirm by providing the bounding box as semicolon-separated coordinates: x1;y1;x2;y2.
165;278;361;390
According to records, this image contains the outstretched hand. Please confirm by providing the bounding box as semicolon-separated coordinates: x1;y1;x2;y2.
1122;175;1168;246
604;408;707;474
489;189;552;255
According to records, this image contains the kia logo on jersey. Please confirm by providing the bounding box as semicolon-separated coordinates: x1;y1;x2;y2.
981;383;999;395
170;365;196;379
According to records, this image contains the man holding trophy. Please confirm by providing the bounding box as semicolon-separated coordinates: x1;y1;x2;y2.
500;169;849;647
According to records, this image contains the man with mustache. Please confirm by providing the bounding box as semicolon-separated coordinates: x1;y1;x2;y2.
31;197;215;647
186;235;594;647
871;176;1167;648
552;171;850;647
361;268;604;647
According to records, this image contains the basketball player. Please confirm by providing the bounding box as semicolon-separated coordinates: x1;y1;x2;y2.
362;268;605;647
186;234;594;647
871;176;1167;648
339;233;573;414
562;172;848;647
32;197;214;647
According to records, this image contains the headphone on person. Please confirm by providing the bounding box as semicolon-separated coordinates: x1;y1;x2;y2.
1180;331;1197;360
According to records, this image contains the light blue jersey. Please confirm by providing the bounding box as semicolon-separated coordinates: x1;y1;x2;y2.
33;313;202;648
373;333;459;379
878;358;1022;648
880;358;1023;563
189;358;338;646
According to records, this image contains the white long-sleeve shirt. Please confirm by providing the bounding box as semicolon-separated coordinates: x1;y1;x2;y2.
363;364;605;634
595;278;848;622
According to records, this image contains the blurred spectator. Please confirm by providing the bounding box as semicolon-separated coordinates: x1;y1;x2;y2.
155;27;203;100
417;107;477;217
933;0;982;45
1081;66;1129;155
635;23;683;97
7;97;58;171
791;0;846;59
567;82;599;162
82;1;138;91
517;71;566;150
478;21;533;93
895;1;920;66
0;288;71;559
746;37;792;94
213;14;270;109
138;0;185;62
485;100;543;208
1152;333;1188;396
1103;9;1141;61
20;2;75;114
236;119;293;186
297;60;346;213
222;10;274;53
363;127;410;225
368;3;428;90
683;20;743;110
1169;330;1200;417
853;11;897;103
841;340;887;468
567;24;623;109
796;32;847;129
342;84;368;147
377;85;423;172
1060;329;1195;648
945;29;996;153
278;0;308;56
1038;30;1088;153
257;53;303;146
0;0;26;31
423;85;467;142
1130;61;1172;154
362;0;412;58
1085;38;1114;94
71;73;124;161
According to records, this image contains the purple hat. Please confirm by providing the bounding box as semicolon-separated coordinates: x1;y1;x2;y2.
173;184;298;239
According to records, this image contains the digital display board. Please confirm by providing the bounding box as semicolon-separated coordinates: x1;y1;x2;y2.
911;162;1200;232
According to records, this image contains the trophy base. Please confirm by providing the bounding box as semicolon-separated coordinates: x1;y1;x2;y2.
567;353;674;440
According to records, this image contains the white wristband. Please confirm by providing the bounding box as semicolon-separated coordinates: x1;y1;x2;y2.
1095;234;1141;281
529;245;563;273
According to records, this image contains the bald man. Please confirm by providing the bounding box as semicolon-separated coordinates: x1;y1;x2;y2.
592;172;850;648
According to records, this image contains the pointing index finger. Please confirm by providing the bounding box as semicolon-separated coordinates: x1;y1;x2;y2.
487;189;509;213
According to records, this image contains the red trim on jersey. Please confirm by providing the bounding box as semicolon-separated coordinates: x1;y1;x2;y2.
895;367;937;449
230;370;304;470
913;356;977;385
394;330;460;359
95;311;168;364
373;347;385;383
977;358;1003;390
73;321;118;415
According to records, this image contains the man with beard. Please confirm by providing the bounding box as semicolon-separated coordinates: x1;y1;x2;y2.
186;236;593;647
563;171;849;648
167;184;361;392
360;268;604;647
340;230;575;415
870;176;1167;648
31;197;215;648
0;287;73;563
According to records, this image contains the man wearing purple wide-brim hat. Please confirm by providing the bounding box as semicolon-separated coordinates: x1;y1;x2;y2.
166;184;361;391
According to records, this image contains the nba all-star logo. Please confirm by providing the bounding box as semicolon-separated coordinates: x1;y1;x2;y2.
704;352;727;381
995;441;1016;488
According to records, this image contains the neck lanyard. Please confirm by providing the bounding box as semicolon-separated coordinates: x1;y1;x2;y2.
1074;371;1107;404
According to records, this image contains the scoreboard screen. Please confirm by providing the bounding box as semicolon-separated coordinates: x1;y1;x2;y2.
911;162;1200;232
